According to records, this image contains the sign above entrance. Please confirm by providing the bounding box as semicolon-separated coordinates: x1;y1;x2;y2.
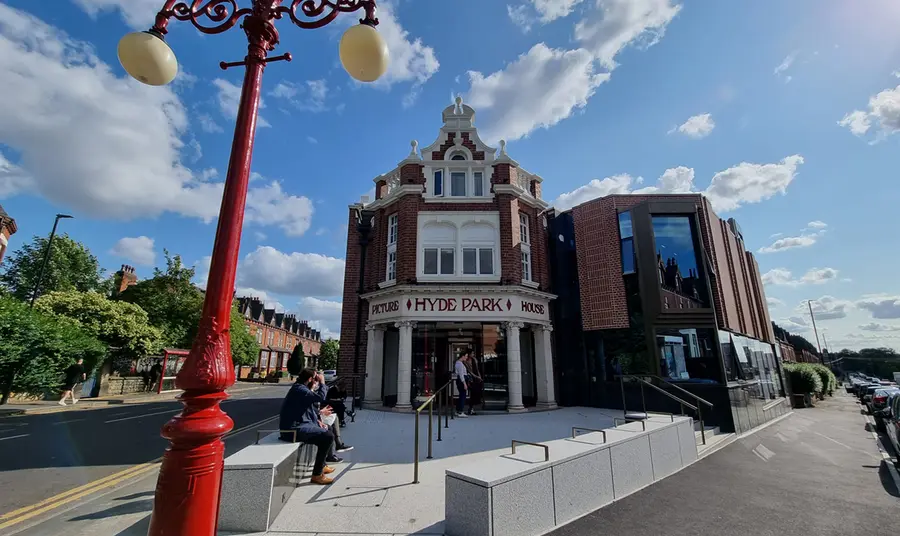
368;292;551;323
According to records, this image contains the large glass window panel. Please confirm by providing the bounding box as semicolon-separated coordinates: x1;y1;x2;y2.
451;172;466;196
652;215;704;303
618;211;633;239
463;248;477;274
424;248;438;274
440;248;455;274
473;172;484;196
521;250;531;281
479;248;493;274
657;328;720;382
621;238;635;274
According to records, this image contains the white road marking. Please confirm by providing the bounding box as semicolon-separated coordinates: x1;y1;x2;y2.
104;409;179;424
0;434;28;441
53;419;86;426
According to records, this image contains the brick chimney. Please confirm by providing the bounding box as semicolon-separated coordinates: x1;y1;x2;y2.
114;264;138;295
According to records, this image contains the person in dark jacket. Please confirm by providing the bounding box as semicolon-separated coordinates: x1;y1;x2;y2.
279;368;336;485
59;359;85;406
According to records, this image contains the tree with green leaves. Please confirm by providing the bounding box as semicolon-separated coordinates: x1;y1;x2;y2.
117;250;259;365
0;234;103;301
287;343;306;376
118;251;204;349
35;290;163;358
0;295;105;403
319;339;339;371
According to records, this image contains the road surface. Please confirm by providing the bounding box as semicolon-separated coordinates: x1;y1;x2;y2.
0;383;290;535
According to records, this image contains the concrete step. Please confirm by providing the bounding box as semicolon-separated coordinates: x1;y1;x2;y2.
696;429;736;458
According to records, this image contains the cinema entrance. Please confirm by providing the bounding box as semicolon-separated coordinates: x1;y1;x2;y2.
360;287;557;412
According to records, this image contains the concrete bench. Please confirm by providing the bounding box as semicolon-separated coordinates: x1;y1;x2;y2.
218;432;314;533
445;416;698;536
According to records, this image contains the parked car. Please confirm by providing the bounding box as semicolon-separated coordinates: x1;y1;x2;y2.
862;384;886;412
323;370;338;383
885;395;900;455
859;383;880;402
872;388;900;432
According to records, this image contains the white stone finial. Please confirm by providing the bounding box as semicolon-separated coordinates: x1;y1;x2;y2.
455;95;463;114
499;139;507;156
409;139;418;157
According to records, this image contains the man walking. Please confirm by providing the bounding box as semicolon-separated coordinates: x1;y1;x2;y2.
59;358;86;406
454;352;469;418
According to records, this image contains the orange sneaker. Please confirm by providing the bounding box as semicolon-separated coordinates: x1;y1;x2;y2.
323;466;335;474
310;474;333;485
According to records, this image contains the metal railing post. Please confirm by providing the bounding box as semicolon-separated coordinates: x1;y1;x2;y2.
620;375;628;416
413;409;420;484
444;388;449;428
698;405;706;445
450;379;455;420
427;402;433;459
437;389;443;441
640;380;646;415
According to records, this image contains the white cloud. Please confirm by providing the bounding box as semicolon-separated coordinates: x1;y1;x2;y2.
774;51;798;81
552;173;637;211
762;267;839;287
778;316;810;333
306;136;318;144
758;234;819;254
0;4;228;221
672;113;715;139
213;79;271;128
574;0;682;70
471;0;680;141
245;180;314;237
467;44;609;143
856;295;900;319
534;0;587;21
268;79;330;113
839;84;900;140
804;295;852;320
704;155;804;212
769;232;783;239
109;236;156;266
859;322;900;332
805;220;827;230
372;2;439;88
71;0;160;29
552;166;694;211
507;4;534;32
297;297;343;340
237;246;345;298
197;114;224;134
767;297;785;308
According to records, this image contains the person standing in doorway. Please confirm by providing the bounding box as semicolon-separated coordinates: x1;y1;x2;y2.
59;358;86;406
454;352;469;418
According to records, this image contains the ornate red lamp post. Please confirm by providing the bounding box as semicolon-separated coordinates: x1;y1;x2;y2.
116;2;388;534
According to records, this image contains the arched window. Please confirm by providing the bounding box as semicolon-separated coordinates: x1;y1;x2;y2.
421;222;456;275
450;152;467;161
460;222;495;275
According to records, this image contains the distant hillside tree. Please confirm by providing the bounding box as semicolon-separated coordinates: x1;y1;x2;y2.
0;234;103;301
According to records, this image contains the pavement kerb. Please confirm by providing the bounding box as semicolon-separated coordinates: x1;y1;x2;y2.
860;400;900;493
0;383;275;418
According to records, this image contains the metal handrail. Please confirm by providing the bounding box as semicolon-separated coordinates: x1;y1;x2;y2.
511;440;550;461
762;399;783;412
572;427;607;443
619;375;707;445
614;417;646;431
413;380;454;484
637;374;714;407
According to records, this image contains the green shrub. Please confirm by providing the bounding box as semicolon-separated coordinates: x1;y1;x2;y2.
808;363;837;396
783;362;823;395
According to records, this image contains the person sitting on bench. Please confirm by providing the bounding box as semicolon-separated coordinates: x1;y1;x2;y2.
279;368;336;485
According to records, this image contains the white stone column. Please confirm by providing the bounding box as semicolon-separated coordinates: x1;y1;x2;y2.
504;321;526;412
363;324;386;408
394;320;417;411
534;324;558;409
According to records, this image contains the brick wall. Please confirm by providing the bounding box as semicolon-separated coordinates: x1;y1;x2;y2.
431;132;485;161
338;208;368;379
746;252;775;343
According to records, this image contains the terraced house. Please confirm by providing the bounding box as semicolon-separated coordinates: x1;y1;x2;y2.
238;297;322;376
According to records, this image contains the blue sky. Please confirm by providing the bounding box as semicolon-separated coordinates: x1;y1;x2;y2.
0;0;899;349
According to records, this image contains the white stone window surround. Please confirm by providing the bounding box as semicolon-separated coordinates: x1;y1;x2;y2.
423;151;494;202
415;212;501;284
386;213;398;283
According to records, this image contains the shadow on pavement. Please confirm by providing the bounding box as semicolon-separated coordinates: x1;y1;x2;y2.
114;515;150;536
68;499;152;521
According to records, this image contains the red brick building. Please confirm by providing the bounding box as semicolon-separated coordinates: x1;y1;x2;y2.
0;204;17;264
238;297;322;375
339;97;556;412
550;193;788;432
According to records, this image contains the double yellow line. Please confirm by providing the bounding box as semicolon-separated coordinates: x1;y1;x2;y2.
0;461;161;530
0;414;279;531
